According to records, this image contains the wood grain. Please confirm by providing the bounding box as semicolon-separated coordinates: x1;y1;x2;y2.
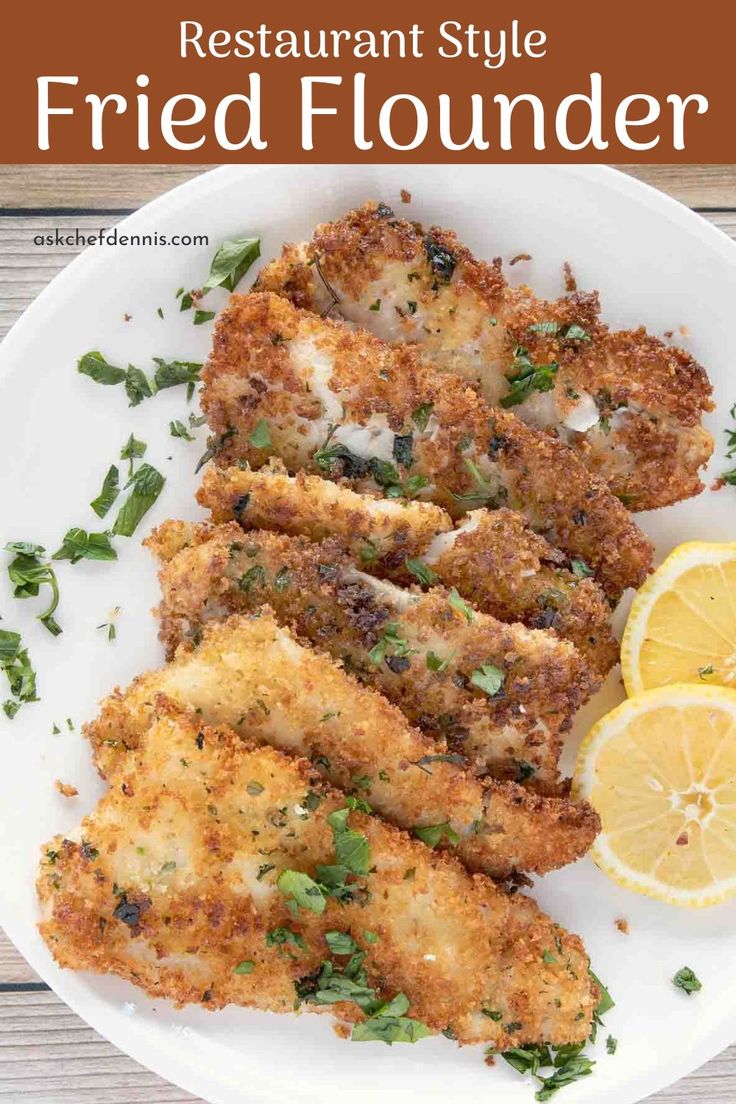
1;165;735;1103
1;164;735;211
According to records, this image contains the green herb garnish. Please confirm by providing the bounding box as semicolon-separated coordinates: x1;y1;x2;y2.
413;822;460;848
405;557;437;586
411;402;434;432
501;347;559;408
249;420;272;449
53;529;117;564
170;419;195;441
90;465;120;518
673;967;702;995
470;664;505;697
202;237;261;294
0;628;38;719
4;542;61;635
448;588;473;623
111;463;165;538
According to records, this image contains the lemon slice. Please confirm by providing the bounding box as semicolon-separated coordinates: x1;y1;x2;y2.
574;684;736;907
622;541;736;695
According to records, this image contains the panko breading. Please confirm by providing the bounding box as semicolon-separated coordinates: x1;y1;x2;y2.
147;519;596;792
255;202;714;510
200;292;653;599
198;462;619;677
84;613;600;879
39;699;597;1047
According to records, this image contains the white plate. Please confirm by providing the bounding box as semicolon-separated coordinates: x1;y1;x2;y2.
1;164;735;1104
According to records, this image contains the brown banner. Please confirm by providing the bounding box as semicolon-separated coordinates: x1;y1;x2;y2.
1;0;734;163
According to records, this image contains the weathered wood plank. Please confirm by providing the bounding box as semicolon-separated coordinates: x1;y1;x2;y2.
0;992;197;1101
0;932;39;984
0;989;732;1102
0;164;735;212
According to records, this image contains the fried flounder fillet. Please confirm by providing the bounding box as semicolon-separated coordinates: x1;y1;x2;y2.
198;462;619;677
255;202;714;510
200;292;653;599
84;613;600;878
39;699;597;1046
147;519;596;792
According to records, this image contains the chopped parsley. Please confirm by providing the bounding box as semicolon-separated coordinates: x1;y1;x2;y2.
405;557;437;586
120;434;147;477
327;806;371;875
193;309;216;325
673;967;702;995
501;347;559;408
111;463;165;538
202;237;261;294
277;869;327;915
448;587;473;623
352;993;431;1044
411;402;434;432
4;542;61;635
367;623;412;667
97;618;117;642
606;1036;617;1055
369;299;382;312
234;960;255;974
426;650;454;673
53;529;117;564
413;821;460;848
90;465;120;518
324;930;359;956
170;419;194;441
249;420;272;449
77;350;126;386
78;352;202;405
0;628;38;719
265;926;306;950
470;664;505;697
527;321;590;342
570;559;594;579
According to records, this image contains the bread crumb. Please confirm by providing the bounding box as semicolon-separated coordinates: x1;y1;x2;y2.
55;779;78;798
563;262;577;292
679;324;691;337
123;313;132;322
509;253;532;266
332;1022;351;1039
400;189;412;204
615;917;629;935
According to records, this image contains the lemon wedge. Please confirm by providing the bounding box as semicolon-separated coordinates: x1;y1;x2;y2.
574;684;736;907
622;541;736;695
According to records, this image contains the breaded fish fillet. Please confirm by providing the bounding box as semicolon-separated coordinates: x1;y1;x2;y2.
147;519;597;790
39;699;597;1047
84;613;600;878
255;202;714;510
198;462;619;677
200;292;653;599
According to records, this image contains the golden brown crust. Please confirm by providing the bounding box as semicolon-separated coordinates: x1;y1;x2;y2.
83;613;599;879
39;700;596;1046
146;519;598;790
256;202;714;510
201;291;653;598
198;465;618;677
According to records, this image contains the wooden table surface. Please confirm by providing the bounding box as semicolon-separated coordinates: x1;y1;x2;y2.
1;163;735;1103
